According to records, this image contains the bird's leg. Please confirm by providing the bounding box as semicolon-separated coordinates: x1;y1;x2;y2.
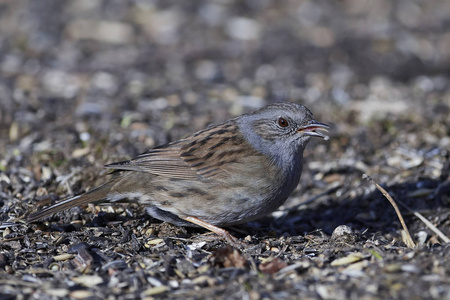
181;216;248;248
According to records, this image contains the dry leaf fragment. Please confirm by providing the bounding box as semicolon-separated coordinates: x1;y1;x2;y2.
259;257;288;274
331;253;365;267
209;246;248;269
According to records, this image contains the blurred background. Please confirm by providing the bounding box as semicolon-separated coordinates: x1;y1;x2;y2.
1;0;449;133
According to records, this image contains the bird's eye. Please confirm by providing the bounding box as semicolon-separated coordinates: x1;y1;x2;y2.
278;117;289;127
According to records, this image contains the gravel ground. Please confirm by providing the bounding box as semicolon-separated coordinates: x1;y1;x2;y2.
0;1;449;299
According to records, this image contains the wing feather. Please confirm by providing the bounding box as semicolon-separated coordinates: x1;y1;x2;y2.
104;121;254;180
105;146;199;180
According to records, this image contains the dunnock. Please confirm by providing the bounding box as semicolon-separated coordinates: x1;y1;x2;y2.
28;102;329;246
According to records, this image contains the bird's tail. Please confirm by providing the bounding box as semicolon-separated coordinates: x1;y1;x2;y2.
27;181;115;223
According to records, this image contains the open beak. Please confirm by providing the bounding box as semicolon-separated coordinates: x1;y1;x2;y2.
298;121;330;140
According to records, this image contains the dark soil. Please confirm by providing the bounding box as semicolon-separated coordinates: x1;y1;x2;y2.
0;1;449;299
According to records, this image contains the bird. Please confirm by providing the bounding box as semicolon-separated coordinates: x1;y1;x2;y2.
27;102;330;246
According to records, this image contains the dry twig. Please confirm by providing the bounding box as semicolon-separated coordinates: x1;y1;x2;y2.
363;174;416;248
396;199;450;244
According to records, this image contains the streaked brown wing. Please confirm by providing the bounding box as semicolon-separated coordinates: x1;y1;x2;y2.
105;146;200;180
105;121;253;180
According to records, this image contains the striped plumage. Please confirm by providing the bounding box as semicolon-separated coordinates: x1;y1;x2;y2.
28;102;329;246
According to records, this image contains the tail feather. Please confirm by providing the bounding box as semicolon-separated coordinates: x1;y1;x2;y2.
27;182;114;223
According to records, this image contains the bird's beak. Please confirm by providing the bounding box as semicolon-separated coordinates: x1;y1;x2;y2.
298;121;330;140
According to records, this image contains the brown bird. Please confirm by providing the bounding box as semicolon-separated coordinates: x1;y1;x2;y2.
28;102;329;246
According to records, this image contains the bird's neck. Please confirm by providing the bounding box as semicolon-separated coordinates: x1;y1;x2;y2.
237;119;303;173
